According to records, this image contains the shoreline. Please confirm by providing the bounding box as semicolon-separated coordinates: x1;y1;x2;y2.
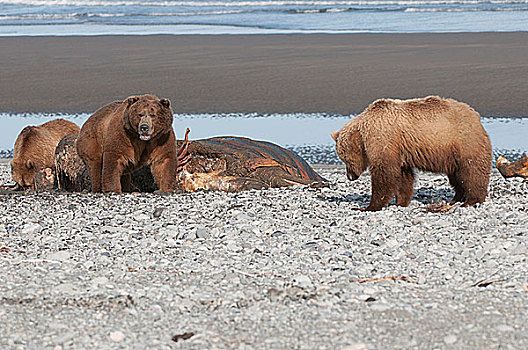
3;25;528;37
1;32;528;116
1;114;527;159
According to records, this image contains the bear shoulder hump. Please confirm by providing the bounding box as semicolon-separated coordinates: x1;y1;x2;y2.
367;98;392;112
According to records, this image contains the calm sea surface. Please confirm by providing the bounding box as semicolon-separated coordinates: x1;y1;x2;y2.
1;113;526;163
1;0;528;35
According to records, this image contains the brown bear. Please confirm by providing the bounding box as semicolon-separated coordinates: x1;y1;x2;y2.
331;96;492;211
76;94;178;193
11;119;80;189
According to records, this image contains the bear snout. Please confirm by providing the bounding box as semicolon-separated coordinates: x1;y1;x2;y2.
139;123;152;141
138;116;153;141
139;124;149;133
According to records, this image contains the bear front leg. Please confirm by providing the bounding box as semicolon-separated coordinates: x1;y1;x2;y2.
150;156;177;192
101;153;125;193
85;158;103;193
365;167;398;211
395;167;414;207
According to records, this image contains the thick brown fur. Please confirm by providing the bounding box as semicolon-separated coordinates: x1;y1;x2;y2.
332;96;492;211
76;94;178;193
11;119;80;189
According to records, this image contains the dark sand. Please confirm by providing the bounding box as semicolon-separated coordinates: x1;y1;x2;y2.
1;33;527;116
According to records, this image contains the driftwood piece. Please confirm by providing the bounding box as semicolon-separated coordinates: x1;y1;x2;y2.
51;130;325;193
496;155;528;179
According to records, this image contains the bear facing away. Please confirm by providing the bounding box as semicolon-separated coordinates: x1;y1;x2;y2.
11;119;80;189
76;94;178;193
331;96;492;211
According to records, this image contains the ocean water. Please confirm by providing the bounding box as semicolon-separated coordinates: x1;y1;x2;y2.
1;113;526;164
1;0;528;35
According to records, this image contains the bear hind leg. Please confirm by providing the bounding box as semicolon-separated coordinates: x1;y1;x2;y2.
453;162;489;207
448;173;465;204
395;167;414;207
454;163;489;206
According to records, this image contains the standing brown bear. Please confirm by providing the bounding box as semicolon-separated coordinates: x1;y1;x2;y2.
76;94;178;193
331;96;492;211
11;119;80;189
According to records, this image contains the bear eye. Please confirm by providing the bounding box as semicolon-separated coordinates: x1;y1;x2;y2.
150;114;156;118
138;113;145;117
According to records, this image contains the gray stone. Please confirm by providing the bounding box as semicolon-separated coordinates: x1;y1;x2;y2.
342;344;368;350
496;324;514;332
21;223;42;235
196;228;211;239
293;275;313;289
47;251;71;261
370;303;390;312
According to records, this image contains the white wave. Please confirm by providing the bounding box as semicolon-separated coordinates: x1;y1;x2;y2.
2;7;526;21
405;6;528;10
168;9;248;14
87;12;127;16
0;10;248;21
4;0;528;8
0;14;77;20
0;13;132;21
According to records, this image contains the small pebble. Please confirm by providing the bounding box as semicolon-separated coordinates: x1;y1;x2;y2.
443;334;457;344
109;331;125;342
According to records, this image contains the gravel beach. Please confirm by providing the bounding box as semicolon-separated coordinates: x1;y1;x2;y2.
0;160;527;349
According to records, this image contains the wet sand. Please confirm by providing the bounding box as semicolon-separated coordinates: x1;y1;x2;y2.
1;33;528;116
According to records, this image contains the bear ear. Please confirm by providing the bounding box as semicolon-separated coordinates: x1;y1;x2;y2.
331;130;340;142
125;96;139;106
160;98;171;108
25;159;33;169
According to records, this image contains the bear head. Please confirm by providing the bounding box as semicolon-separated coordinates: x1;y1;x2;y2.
122;94;173;142
10;158;37;189
10;126;42;189
331;123;368;181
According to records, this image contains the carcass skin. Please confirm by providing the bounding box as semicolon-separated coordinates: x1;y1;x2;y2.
42;129;325;192
176;131;325;192
496;155;528;179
